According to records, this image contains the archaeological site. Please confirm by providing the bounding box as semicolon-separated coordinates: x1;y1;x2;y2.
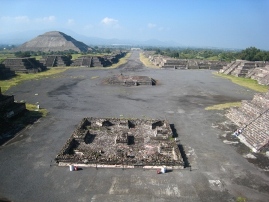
55;117;184;169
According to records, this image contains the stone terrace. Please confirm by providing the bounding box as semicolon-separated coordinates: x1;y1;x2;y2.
226;91;269;152
148;55;227;69
3;58;46;73
246;65;269;85
71;52;126;67
40;55;71;67
219;60;269;78
0;64;15;80
55;117;184;168
104;74;156;86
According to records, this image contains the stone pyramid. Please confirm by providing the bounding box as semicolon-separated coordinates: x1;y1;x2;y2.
15;31;89;52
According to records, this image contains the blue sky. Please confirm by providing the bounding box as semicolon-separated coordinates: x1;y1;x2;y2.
0;0;268;49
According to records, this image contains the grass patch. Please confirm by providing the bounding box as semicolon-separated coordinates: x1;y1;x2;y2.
213;72;268;93
26;103;48;117
109;52;131;69
205;102;241;110
236;196;247;202
139;53;159;68
91;76;99;79
71;53;83;60
0;67;70;93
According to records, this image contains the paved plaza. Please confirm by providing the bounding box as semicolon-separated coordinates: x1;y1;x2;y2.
0;51;268;202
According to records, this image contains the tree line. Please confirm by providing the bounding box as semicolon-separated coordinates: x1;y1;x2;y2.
145;47;269;62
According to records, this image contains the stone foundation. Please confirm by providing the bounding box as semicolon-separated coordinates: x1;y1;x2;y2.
55;117;184;168
104;74;156;86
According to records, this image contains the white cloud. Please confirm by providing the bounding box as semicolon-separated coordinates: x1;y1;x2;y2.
67;19;75;25
0;16;30;23
148;23;157;29
35;16;56;23
101;17;118;25
14;16;30;23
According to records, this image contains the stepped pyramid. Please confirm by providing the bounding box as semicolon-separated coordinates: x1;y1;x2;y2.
226;91;269;152
15;31;89;52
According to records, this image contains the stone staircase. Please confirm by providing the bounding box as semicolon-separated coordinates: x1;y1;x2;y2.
247;65;269;85
226;92;269;152
220;60;241;74
231;62;256;77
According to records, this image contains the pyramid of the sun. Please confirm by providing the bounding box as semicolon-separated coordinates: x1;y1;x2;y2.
15;31;89;52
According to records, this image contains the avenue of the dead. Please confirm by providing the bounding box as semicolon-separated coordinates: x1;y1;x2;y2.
0;51;269;202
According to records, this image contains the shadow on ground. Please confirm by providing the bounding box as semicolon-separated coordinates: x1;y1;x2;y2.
0;110;43;146
170;124;190;168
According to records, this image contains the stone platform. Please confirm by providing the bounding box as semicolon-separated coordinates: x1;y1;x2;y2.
104;74;156;86
55;117;184;168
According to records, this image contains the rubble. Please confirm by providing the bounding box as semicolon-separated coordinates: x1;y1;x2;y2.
55;117;184;168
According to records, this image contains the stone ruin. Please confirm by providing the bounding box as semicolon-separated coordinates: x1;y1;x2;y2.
0;87;26;144
3;57;47;73
0;64;15;80
71;52;126;67
219;60;269;85
148;55;227;70
39;55;72;67
226;91;269;152
104;74;156;86
55;117;184;169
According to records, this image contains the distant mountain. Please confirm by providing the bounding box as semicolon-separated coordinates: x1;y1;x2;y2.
14;31;89;52
0;30;181;47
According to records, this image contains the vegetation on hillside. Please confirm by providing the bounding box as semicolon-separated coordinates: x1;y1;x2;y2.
145;46;269;62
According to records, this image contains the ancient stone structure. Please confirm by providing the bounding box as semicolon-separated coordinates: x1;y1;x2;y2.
104;74;156;86
39;55;71;67
55;117;184;168
71;52;126;67
219;60;268;76
3;58;47;73
0;87;26;142
15;31;89;52
226;91;269;152
0;87;26;119
246;65;269;86
148;55;227;70
0;64;15;79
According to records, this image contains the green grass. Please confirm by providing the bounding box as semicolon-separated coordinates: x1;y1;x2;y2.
205;102;241;110
0;67;70;93
71;53;83;60
0;53;15;63
139;53;159;68
26;103;48;117
236;196;247;202
214;72;268;93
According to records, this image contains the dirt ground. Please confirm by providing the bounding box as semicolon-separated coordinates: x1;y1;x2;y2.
0;50;268;202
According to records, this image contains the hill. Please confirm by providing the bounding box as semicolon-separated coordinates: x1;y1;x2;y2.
14;31;89;52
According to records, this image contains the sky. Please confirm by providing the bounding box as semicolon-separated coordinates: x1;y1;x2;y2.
0;0;268;49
